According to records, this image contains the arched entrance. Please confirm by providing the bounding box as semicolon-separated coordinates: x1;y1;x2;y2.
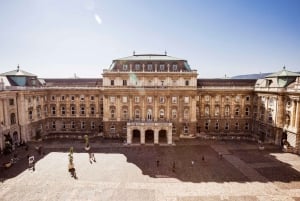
159;130;167;143
132;129;141;143
145;130;154;144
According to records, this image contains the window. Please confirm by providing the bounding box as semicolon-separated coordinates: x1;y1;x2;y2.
245;122;249;130
205;122;209;130
260;107;265;120
123;64;128;71
161;80;164;86
225;122;229;130
205;106;210;116
268;109;273;123
147;96;152;104
9;99;14;105
80;106;85;115
44;106;48;116
122;96;127;103
36;96;40;102
172;109;177;119
61;106;66;116
225;96;230;102
183;126;189;135
172;126;176;135
123;109;128;119
51;95;55;101
172;97;177;104
135;96;139;103
215;122;219;130
110;108;115;119
235;107;240;116
135;109;140;120
111;80;114;86
71;106;76;115
235;122;239;130
51;106;56;115
184;109;189;120
91;122;95;130
184;96;189;104
246;96;250;102
185;80;189;86
215;106;220;116
100;107;103;116
235;95;240;102
71;121;75;129
159;64;165;71
71;96;75;101
52;121;56;129
215;95;220;102
225;105;230;116
80;95;85;101
147;64;153;71
28;97;32;103
10;113;16;124
172;64;177;71
90;96;95;101
81;121;85;129
159;97;165;104
135;64;140;71
147;109;152;121
123;80;127;86
245;107;250;116
37;107;41;118
159;109;165;119
205;95;210;102
110;125;116;133
173;80;177;86
110;96;116;103
62;122;66;129
61;95;65;101
90;106;95;115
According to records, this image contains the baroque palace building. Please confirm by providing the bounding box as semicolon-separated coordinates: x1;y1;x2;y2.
0;53;300;153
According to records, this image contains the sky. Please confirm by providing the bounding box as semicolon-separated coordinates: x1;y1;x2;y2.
0;0;299;78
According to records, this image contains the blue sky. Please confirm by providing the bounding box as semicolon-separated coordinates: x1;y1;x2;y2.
0;0;299;78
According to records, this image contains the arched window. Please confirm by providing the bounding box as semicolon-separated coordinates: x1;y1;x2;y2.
184;109;189;120
205;106;210;116
147;109;152;121
159;109;165;119
172;109;177;119
110;108;115;119
10;113;16;125
225;105;230;116
122;108;128;120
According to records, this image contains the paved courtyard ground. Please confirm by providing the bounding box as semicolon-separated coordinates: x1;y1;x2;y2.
1;139;300;201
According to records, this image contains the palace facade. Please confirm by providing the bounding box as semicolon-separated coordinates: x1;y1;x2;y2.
1;54;300;153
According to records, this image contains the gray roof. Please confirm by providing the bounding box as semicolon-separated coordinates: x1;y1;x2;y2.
0;66;36;77
265;66;300;78
114;54;185;61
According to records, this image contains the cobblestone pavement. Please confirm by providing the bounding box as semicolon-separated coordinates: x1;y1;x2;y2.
1;139;300;201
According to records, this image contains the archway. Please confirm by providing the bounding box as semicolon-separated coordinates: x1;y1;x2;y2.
145;130;154;144
132;129;141;143
159;130;167;143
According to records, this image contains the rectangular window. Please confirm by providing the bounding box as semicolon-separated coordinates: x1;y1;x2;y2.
135;96;139;103
184;96;189;104
245;123;249;130
71;106;76;115
61;95;65;101
71;96;75;101
110;96;116;103
91;122;95;129
225;122;229;130
51;95;56;101
9;99;14;105
61;106;66;116
172;97;177;104
159;97;165;104
37;107;41;118
123;80;127;86
90;96;95;101
205;122;209;130
71;121;75;129
147;64;152;71
111;80;114;86
80;106;85;115
159;64;164;71
246;96;250;102
90;106;95;115
122;96;127;103
185;80;189;86
62;122;66;129
80;95;85;101
147;96;152;104
123;64;128;71
81;121;85;129
52;121;56;129
172;64;177;71
51;106;56;115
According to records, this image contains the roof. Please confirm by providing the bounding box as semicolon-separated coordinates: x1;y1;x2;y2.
0;66;36;77
114;54;185;61
197;79;257;87
265;66;300;78
44;78;103;87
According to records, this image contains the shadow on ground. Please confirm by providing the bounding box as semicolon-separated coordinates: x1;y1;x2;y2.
1;138;300;184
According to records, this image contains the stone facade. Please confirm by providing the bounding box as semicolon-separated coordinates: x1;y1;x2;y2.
0;54;300;152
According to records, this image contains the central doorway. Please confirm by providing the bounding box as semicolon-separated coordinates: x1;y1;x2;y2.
145;130;154;144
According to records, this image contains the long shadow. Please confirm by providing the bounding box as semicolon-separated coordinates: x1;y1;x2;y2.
1;139;300;184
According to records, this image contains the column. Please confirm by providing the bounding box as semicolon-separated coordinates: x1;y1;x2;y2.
127;127;132;144
154;128;159;144
292;100;297;128
140;128;145;144
295;101;300;132
167;125;172;144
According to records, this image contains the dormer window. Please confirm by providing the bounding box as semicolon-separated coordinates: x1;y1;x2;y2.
159;64;165;71
147;64;153;71
122;64;128;71
135;64;140;71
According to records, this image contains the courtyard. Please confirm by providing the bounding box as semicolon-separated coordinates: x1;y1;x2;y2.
1;139;300;201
